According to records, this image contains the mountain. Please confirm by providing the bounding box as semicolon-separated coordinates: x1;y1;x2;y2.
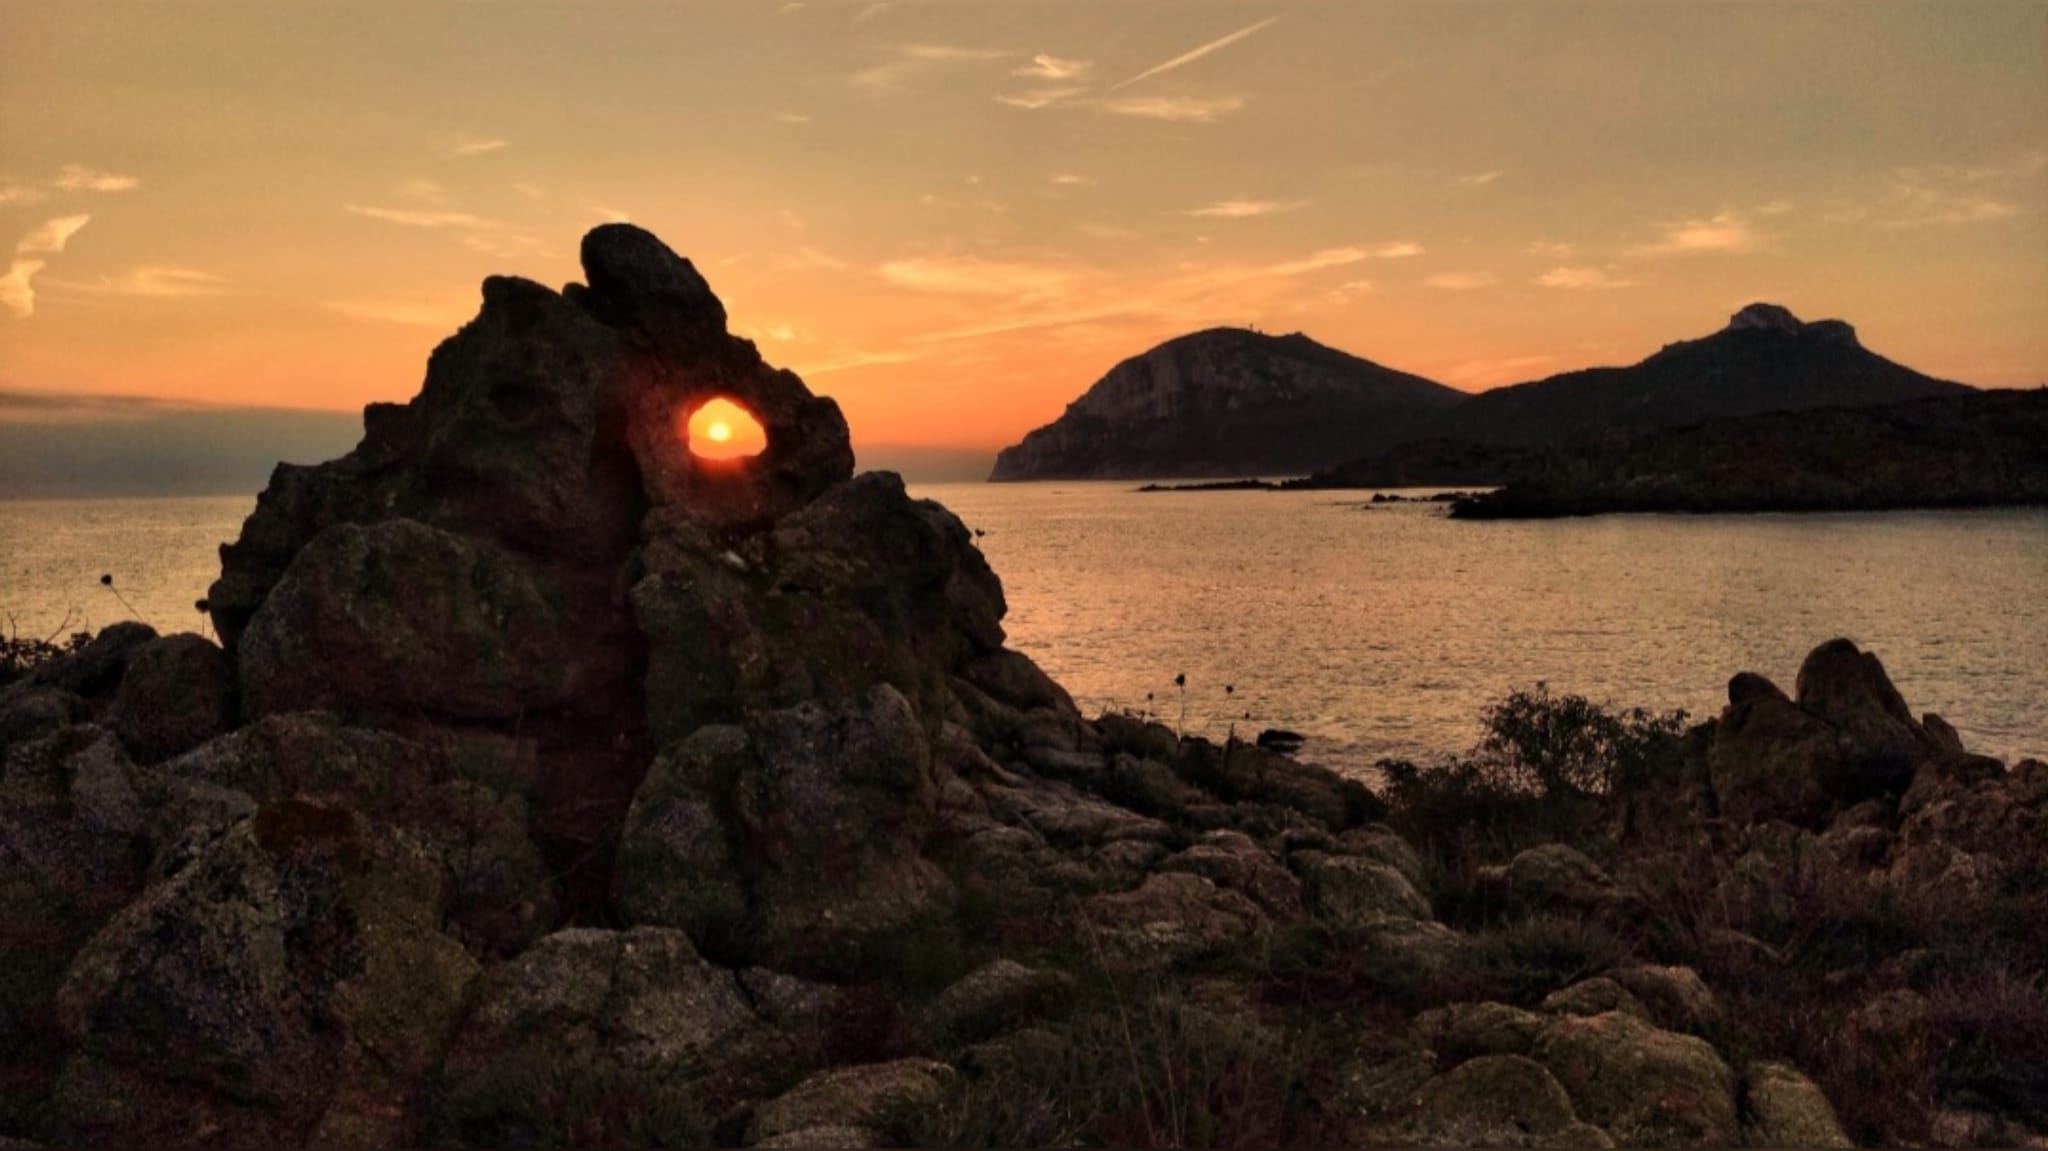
1414;303;1972;450
988;328;1464;480
1448;387;2048;518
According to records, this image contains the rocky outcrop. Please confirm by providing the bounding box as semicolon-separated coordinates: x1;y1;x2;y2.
989;328;1463;480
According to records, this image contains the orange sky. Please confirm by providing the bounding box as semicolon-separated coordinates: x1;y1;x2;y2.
3;2;2045;453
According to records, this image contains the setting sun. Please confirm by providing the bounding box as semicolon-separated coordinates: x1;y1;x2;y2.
684;396;766;462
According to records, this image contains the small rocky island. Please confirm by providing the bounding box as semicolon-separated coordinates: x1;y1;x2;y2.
2;228;2043;1148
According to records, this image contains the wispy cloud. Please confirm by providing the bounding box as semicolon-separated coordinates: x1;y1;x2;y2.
790;348;917;377
878;255;1078;301
347;204;504;230
1369;241;1425;258
774;111;813;124
1014;53;1089;80
854;43;1007;91
394;178;449;204
18;215;92;255
1456;171;1501;186
1526;239;1576;258
1051;173;1090;186
3;214;91;318
852;2;892;24
1536;266;1639;290
1099;94;1244;123
1837;157;2043;228
1182;198;1305;219
0;185;47;206
51;265;229;298
1262;247;1372;276
1756;200;1796;216
54;164;139;193
453;138;508;157
1110;15;1280;91
996;86;1088;110
1425;271;1498;290
1630;210;1763;256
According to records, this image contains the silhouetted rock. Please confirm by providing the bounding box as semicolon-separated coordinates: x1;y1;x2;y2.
104;634;233;765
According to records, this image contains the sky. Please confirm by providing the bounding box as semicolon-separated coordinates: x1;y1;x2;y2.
2;1;2045;492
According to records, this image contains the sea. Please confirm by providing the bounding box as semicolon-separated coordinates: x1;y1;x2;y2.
3;485;2043;775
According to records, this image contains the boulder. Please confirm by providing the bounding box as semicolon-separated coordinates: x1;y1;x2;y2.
1741;1061;1852;1147
1709;690;1842;826
913;959;1072;1049
1531;1010;1739;1146
745;1058;954;1147
103;633;234;764
1408;1054;1598;1147
1412;1001;1546;1063
438;927;764;1145
1541;978;1649;1020
1487;843;1619;911
1157;830;1305;918
1606;965;1721;1034
1795;638;1935;767
1080;872;1267;971
1298;853;1432;927
55;802;478;1142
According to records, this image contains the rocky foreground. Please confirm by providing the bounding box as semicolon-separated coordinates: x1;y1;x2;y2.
3;228;2044;1148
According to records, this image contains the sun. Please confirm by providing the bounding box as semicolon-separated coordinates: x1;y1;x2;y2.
682;396;767;461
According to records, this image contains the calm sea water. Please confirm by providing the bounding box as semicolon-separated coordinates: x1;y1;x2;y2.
3;487;2043;773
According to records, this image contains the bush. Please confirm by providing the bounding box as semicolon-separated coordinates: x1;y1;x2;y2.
0;625;91;687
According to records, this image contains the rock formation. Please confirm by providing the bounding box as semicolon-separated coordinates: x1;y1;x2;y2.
989;328;1464;480
0;229;2038;1148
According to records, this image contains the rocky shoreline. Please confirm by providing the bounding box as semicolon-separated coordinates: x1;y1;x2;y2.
2;228;2042;1148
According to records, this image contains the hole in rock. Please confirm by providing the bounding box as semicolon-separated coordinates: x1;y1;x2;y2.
683;396;768;462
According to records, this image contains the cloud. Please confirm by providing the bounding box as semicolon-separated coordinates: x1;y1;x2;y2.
19;215;92;254
877;255;1078;300
1526;239;1576;258
852;2;891;23
774;111;813;124
1756;200;1796;216
3;214;91;317
53;266;229;298
1261;247;1372;276
1182;198;1305;219
54;165;139;193
854;43;1007;91
0;261;45;318
394;178;448;203
1051;173;1090;186
1630;211;1762;256
1457;171;1501;186
453;138;508;156
1098;94;1244;123
1535;266;1639;290
789;348;917;377
1014;53;1088;80
0;185;47;206
1369;241;1424;258
1110;15;1280;91
1328;278;1376;300
1425;271;1498;290
346;205;504;229
995;86;1087;110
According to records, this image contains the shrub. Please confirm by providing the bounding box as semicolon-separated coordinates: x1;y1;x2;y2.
0;624;92;687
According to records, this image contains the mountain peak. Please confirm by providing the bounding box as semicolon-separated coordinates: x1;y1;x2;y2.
1723;302;1860;348
1726;302;1805;334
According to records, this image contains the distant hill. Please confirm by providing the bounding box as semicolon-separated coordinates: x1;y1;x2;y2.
1449;388;2048;519
988;328;1463;480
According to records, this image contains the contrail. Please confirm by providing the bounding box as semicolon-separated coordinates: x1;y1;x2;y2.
1109;15;1281;91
